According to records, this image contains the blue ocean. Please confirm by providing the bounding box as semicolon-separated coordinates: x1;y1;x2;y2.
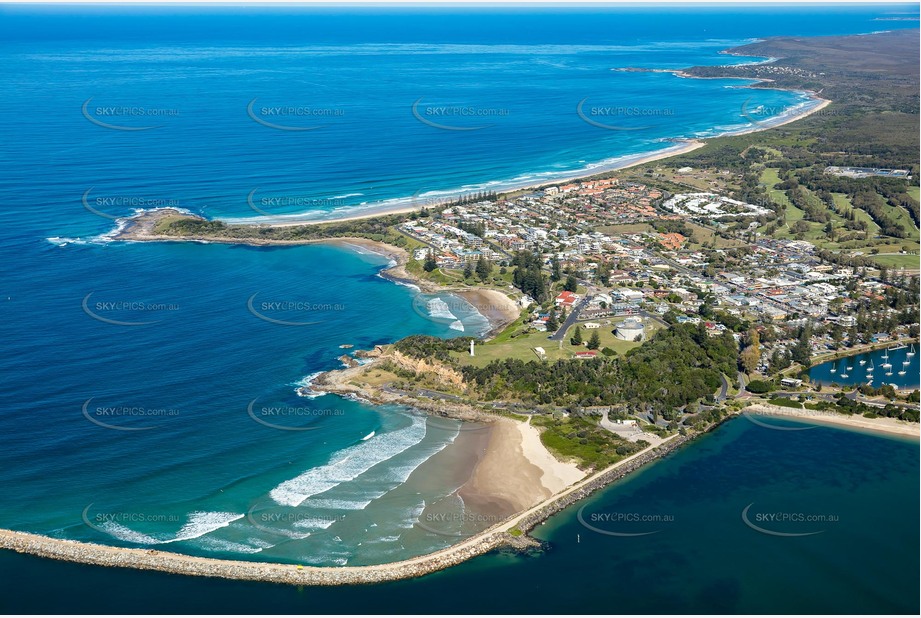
0;4;918;613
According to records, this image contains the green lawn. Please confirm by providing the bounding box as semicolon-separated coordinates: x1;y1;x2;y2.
757;177;917;252
870;253;921;270
453;316;665;368
391;229;429;251
454;331;570;367
563;317;664;356
760;168;795;212
832;192;880;235
881;201;921;242
685;221;746;249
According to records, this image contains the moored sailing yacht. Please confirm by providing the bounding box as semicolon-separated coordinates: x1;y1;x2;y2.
881;348;892;369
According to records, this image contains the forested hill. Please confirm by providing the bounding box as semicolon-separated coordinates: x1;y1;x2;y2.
689;29;919;112
394;325;739;416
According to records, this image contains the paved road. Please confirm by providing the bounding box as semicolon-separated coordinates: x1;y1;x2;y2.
716;374;730;402
771;389;916;410
548;296;589;341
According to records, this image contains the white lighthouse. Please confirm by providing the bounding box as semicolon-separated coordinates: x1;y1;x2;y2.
470;340;475;357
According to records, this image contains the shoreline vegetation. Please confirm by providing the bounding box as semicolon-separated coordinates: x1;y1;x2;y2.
14;30;919;585
3;404;913;586
115;96;828;233
742;403;920;439
0;433;686;586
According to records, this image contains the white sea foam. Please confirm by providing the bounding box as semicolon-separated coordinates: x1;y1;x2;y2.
294;371;328;398
396;496;428;530
46;237;90;247
195;536;272;554
427;298;458;321
301;497;374;511
292;518;338;531
98;521;161;545
164;511;244;543
390;279;421;291
269;415;428;507
449;320;465;332
97;511;243;546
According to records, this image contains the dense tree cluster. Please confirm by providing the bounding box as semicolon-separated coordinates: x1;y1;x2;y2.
510;251;549;302
454;324;738;415
392;335;474;362
162;212;409;242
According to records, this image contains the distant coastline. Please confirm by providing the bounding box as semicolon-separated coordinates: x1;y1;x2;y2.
17;31;909;586
213;50;831;229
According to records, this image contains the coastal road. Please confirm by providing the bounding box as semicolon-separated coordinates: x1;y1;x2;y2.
769;389;916;410
382;385;465;403
548;296;590;341
716;374;730;402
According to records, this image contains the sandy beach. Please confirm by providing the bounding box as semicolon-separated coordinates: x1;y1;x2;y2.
453;288;521;336
218;139;707;228
214;86;829;228
743;403;920;439
0;429;682;587
114;209;521;333
518;418;586;493
131;89;828;233
458;418;586;520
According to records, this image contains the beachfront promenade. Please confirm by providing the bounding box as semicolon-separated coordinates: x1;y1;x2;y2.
0;436;684;586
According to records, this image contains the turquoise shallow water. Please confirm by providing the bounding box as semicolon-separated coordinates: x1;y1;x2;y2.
0;4;918;613
1;417;917;614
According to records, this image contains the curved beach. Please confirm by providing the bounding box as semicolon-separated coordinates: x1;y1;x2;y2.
0;435;685;586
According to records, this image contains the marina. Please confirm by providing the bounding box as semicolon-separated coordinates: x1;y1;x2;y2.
810;344;920;390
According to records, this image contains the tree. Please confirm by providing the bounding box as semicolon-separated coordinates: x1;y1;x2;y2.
475;256;492;281
791;324;812;368
550;258;562;282
564;274;578;292
587;330;601;350
463;262;473;279
546;310;559;332
512;251;549;302
848;326;860;347
830;324;844;349
740;345;760;374
770;349;791;374
423;251;437;272
571;326;583;346
746;379;774;394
